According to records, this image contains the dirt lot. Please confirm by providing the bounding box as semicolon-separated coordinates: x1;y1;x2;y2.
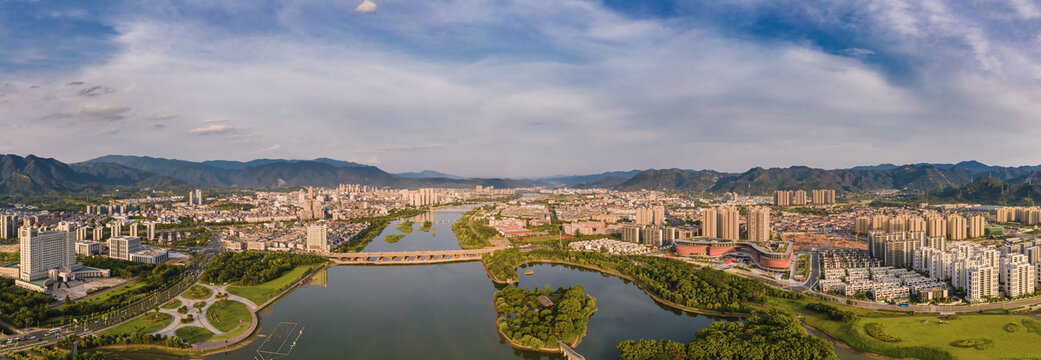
781;232;865;251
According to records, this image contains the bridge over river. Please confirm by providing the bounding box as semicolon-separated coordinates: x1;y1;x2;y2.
322;248;501;265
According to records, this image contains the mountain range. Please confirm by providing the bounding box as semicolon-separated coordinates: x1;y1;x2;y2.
3;154;1041;200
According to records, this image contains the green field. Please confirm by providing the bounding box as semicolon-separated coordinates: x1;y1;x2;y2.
182;285;212;300
100;313;172;336
175;326;214;344
206;300;251;332
847;315;1041;359
228;265;313;305
160;299;181;310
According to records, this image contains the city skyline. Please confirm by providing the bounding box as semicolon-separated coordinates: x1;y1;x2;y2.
2;1;1040;177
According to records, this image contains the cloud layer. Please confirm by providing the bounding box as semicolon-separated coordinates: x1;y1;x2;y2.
0;0;1039;177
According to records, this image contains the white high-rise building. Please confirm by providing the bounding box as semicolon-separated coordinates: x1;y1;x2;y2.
306;225;329;252
967;266;999;302
18;227;79;281
1002;255;1036;298
968;216;986;239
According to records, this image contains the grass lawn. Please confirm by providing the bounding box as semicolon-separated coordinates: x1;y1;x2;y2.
160;299;181;310
228;265;313;305
182;285;212;300
175;326;214;344
767;297;1041;360
385;234;406;243
848;315;1041;360
90;348;188;360
211;318;252;342
74;281;148;308
101;313;172;336
206;300;251;332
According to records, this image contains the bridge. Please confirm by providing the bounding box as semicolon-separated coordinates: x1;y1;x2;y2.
559;340;585;360
322;248;500;265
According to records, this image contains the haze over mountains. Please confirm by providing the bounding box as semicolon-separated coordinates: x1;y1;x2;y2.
2;154;1041;199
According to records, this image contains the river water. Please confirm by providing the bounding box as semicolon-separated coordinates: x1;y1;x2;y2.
210;202;870;359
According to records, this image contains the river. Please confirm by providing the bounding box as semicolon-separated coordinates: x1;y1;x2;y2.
210;202;871;359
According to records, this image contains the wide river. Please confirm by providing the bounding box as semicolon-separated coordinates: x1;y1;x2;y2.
210;203;873;359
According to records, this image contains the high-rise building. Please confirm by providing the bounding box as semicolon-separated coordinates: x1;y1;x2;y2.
108;236;142;261
811;189;836;204
926;215;946;238
19;227;79;281
129;223;139;238
700;208;718;238
854;217;871;233
636;206;666;226
306;225;329;252
871;215;888;231
194;189;203;206
621;225;641;243
946;215;967;240
108;222;122;237
716;206;740;240
0;215;19;239
906;216;926;233
75;227;88;241
968;216;986;239
792;190;807;206
146;222;156;240
773;191;791;206
967;266;999;302
746;206;771;242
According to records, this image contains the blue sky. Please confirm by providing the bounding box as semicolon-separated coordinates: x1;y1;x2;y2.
1;0;1040;177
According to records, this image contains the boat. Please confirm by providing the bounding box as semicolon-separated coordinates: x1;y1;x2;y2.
524;270;534;275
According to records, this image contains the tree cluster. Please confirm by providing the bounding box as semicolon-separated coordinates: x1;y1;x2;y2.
805;302;856;322
201;251;324;286
495;285;596;351
617;309;837;360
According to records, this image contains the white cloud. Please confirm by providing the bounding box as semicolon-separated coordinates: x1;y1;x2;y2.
190;124;239;135
203;117;229;123
355;0;377;14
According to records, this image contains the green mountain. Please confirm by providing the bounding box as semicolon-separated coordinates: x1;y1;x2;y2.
927;177;1041;205
607;165;976;194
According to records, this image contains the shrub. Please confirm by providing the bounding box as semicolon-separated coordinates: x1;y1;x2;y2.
864;323;902;343
1004;322;1022;333
950;338;994;350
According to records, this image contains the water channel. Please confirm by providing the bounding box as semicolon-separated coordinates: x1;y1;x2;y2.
211;202;873;359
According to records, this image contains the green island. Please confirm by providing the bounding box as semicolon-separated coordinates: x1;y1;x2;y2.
396;220;415;233
419;221;433;232
384;234;406;243
452;207;501;249
495;285;597;352
181;285;212;300
100;312;172;336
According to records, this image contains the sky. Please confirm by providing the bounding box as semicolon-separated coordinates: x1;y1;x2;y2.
1;0;1040;178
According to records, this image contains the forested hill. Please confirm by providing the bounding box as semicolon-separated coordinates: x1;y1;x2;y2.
595;165;976;194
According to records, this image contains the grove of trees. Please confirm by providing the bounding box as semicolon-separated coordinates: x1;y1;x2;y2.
495;285;597;351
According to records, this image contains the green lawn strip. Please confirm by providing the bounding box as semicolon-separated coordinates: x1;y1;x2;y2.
175;326;213;344
100;313;172;336
384;234;406;243
182;285;212;300
206;300;251;332
160;299;181;310
210;319;252;342
227;265;313;305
